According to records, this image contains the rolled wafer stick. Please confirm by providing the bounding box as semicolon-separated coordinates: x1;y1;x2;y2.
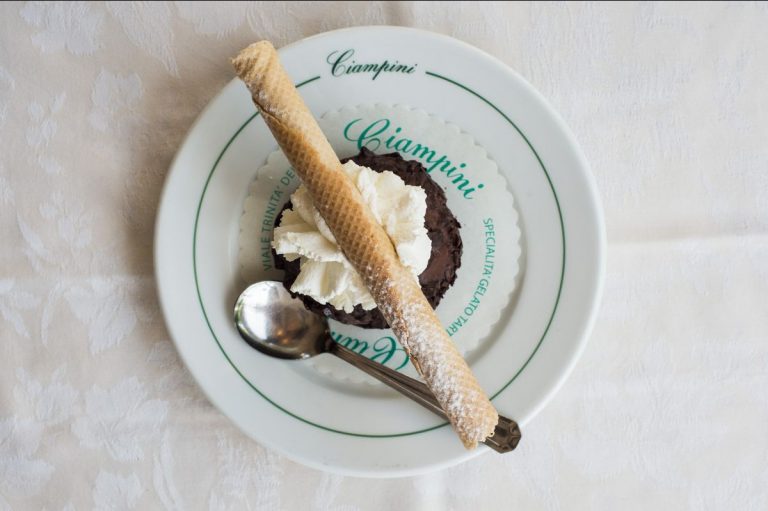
232;41;498;448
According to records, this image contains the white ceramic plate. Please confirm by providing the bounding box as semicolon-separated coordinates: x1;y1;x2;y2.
155;26;604;477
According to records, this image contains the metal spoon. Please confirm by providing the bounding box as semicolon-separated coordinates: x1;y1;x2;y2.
234;281;521;453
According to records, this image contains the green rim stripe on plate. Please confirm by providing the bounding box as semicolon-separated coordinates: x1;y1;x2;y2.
193;72;565;438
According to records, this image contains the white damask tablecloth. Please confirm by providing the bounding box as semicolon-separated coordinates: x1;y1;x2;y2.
1;2;767;509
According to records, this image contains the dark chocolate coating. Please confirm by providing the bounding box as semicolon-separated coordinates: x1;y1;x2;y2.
272;147;462;329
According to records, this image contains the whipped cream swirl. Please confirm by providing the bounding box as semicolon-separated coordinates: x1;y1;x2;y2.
272;160;431;313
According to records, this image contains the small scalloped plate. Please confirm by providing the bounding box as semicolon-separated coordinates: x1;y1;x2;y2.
238;103;521;386
155;26;605;477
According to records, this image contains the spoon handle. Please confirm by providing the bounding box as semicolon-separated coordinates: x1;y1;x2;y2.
330;343;521;453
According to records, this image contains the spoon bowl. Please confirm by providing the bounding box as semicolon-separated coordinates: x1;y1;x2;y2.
234;281;328;359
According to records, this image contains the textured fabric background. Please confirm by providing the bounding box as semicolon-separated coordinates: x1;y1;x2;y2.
1;2;767;509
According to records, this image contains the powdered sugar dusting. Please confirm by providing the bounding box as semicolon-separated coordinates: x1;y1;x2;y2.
375;269;498;447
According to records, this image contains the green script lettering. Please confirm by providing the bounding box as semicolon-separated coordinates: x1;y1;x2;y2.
343;119;484;199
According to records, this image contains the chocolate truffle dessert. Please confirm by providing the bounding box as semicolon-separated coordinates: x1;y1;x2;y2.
273;147;462;329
